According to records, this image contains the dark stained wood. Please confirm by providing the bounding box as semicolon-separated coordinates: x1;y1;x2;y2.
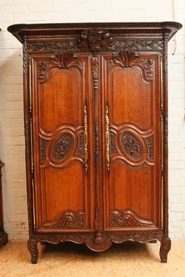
8;22;182;263
0;161;8;248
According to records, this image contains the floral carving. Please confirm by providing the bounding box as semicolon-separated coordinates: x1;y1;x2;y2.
38;61;49;79
40;138;49;163
110;132;118;156
27;41;76;53
120;132;143;161
44;210;87;229
138;58;154;79
78;29;113;51
75;132;84;158
113;40;163;52
37;51;82;81
51;133;74;163
51;51;78;69
92;56;99;89
110;210;155;228
113;51;139;68
145;134;154;161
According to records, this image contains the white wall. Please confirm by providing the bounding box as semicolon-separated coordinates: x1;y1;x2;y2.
0;0;185;240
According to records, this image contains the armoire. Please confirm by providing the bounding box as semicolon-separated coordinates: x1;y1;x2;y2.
8;22;182;263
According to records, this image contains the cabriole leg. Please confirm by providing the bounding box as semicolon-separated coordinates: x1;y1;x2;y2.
27;238;38;264
160;237;171;263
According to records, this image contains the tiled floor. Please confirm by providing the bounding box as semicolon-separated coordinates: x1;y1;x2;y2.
0;240;185;277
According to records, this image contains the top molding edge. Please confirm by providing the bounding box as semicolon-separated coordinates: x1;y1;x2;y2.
7;21;182;44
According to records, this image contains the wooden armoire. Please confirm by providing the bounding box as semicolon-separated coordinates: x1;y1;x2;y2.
8;22;182;263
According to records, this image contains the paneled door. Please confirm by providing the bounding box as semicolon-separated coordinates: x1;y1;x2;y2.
31;52;95;233
101;52;162;232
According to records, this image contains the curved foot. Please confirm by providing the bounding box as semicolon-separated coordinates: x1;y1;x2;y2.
160;237;171;263
27;238;38;264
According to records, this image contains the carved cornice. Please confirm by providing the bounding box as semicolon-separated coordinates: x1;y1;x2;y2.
8;22;182;44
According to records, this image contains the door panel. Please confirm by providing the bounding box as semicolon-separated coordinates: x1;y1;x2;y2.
101;53;161;231
31;53;94;232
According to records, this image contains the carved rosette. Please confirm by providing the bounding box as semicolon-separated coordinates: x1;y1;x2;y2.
110;210;156;228
50;133;74;163
120;132;143;161
43;210;87;229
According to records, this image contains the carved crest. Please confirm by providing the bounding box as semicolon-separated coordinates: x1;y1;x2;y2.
113;51;139;68
37;51;82;80
51;51;78;69
78;29;113;51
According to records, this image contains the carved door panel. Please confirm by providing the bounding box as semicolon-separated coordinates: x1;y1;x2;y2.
31;52;95;232
101;52;162;231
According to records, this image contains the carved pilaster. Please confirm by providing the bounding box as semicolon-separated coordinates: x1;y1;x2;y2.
23;39;28;75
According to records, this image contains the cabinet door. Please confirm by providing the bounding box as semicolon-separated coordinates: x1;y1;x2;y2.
31;52;94;232
101;52;162;231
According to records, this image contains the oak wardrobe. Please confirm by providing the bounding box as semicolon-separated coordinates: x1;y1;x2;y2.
8;22;182;263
